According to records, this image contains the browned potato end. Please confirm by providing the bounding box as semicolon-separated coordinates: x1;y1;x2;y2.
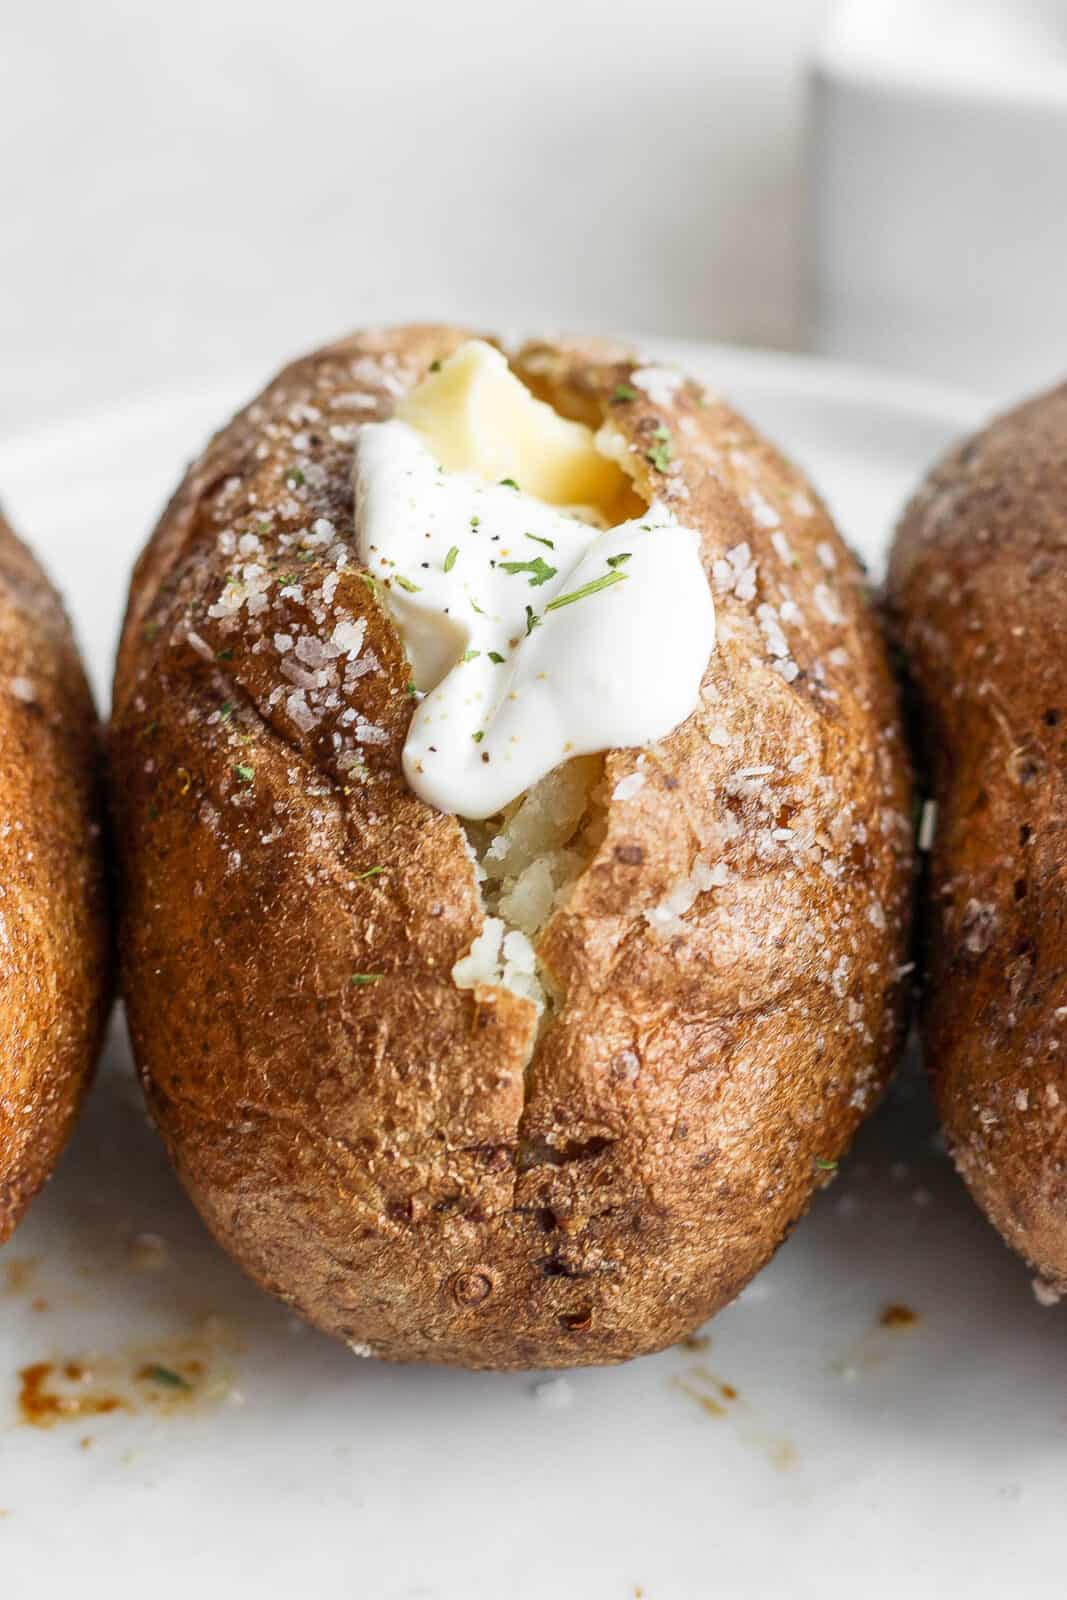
0;510;110;1241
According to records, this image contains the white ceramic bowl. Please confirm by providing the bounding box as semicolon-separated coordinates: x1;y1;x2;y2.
806;0;1067;401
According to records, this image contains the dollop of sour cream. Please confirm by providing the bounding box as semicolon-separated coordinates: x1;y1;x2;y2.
353;345;715;820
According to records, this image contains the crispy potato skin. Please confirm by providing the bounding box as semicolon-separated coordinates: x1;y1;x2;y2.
889;385;1067;1291
112;326;911;1367
0;511;110;1242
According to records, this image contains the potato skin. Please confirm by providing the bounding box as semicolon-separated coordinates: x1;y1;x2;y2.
889;385;1067;1292
111;326;912;1367
0;510;110;1242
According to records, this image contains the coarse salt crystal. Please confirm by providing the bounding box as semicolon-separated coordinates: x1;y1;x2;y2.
629;366;683;407
747;488;780;530
757;603;790;659
285;691;318;732
771;528;796;566
813;584;843;624
332;618;367;657
612;772;645;802
186;630;213;660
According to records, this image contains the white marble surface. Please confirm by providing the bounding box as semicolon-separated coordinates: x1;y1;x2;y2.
0;0;832;436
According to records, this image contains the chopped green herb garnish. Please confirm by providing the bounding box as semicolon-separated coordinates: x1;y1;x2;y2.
525;605;540;636
472;730;485;743
143;621;160;642
145;1364;191;1390
216;648;234;661
606;552;632;569
525;532;555;550
646;425;673;473
351;973;382;986
814;1157;838;1172
611;383;638;404
429;359;442;373
487;650;506;664
545;570;628;611
360;571;379;596
470;599;486;615
461;648;481;663
297;549;315;562
499;556;557;587
356;866;385;880
444;546;459;573
219;700;235;723
393;575;420;593
285;467;305;488
498;477;521;491
406;681;418;699
234;764;254;783
470;515;481;529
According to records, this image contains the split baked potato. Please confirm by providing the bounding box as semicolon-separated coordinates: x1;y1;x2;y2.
889;384;1067;1295
0;509;109;1242
111;325;912;1367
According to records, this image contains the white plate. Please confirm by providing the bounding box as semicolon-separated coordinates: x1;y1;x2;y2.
2;346;1051;1600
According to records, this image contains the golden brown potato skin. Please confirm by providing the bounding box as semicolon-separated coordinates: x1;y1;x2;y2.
112;326;911;1367
889;385;1067;1292
0;510;109;1242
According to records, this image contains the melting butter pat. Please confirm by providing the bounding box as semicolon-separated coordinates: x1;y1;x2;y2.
396;340;632;521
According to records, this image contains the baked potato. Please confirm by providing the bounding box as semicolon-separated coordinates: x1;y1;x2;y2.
0;508;109;1242
888;383;1067;1296
111;325;912;1367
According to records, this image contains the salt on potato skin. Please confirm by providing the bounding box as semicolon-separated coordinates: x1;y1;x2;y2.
888;383;1067;1293
110;324;912;1369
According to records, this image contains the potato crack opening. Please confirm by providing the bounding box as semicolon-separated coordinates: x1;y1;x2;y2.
452;754;608;1030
